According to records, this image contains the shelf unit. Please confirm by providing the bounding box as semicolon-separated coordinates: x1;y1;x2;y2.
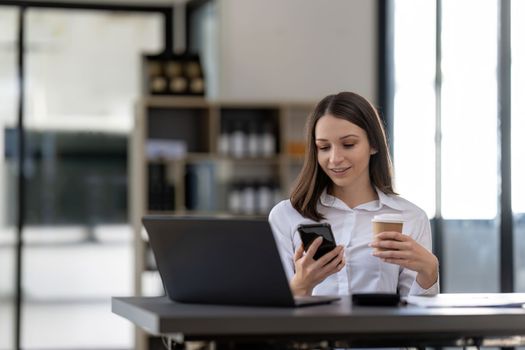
129;95;312;350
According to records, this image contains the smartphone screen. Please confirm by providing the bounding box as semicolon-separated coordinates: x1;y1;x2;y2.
297;223;337;260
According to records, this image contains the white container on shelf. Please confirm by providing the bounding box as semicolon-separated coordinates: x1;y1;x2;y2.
218;123;230;156
241;183;256;215
257;181;273;214
228;183;242;213
261;122;275;157
230;122;246;158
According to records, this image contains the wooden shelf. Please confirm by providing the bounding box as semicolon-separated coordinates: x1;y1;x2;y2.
188;153;281;163
140;95;209;108
130;97;314;350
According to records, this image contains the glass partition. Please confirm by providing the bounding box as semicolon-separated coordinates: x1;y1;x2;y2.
0;7;19;350
512;0;525;292
20;8;162;349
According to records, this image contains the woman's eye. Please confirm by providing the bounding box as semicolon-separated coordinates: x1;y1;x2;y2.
344;144;355;148
317;146;330;151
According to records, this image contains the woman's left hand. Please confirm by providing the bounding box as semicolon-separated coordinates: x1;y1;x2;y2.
369;231;439;289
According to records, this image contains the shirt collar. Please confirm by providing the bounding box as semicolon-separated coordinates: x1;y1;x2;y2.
319;187;403;211
319;189;338;207
376;188;403;211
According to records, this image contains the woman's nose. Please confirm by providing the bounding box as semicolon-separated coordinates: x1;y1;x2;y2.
329;147;343;163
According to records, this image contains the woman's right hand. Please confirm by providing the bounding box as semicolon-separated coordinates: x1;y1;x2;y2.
290;237;345;296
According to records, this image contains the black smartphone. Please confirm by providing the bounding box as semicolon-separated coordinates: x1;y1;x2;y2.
297;223;337;260
352;293;401;307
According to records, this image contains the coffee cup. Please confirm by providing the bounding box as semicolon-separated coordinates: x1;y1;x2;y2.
371;214;404;252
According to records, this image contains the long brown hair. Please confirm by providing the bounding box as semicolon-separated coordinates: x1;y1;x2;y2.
290;92;396;221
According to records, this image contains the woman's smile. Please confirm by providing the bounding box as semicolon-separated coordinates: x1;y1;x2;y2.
329;166;351;176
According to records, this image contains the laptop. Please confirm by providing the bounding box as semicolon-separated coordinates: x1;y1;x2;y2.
142;215;340;307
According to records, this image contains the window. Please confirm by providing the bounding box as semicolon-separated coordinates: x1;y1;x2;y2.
393;0;499;292
393;0;436;217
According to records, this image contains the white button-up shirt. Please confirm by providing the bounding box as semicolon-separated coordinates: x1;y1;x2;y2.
268;189;439;296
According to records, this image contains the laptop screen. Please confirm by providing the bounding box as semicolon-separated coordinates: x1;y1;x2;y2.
142;216;296;306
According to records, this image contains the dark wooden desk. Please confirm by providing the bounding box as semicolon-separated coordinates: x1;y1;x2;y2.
112;295;525;348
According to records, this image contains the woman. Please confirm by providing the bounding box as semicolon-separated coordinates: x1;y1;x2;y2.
269;92;439;297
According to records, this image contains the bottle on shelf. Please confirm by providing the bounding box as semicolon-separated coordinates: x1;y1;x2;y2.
185;61;205;94
261;122;276;157
165;60;182;77
241;181;256;215
230;121;246;158
147;163;175;211
185;162;216;212
247;121;260;158
189;77;205;94
169;76;188;94
228;182;242;214
256;180;273;214
218;121;231;156
165;60;188;94
148;61;168;95
226;179;281;215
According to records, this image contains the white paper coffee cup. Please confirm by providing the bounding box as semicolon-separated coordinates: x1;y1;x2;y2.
371;214;404;252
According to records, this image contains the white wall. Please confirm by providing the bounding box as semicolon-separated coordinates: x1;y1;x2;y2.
210;0;377;103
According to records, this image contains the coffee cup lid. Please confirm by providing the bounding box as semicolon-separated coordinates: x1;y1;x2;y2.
372;213;404;223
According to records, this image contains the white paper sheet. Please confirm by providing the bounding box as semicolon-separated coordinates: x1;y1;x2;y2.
406;293;525;308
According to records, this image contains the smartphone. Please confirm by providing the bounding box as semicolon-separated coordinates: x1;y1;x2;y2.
352;293;401;307
297;223;337;260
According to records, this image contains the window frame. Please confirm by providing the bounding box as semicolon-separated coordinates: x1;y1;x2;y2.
380;0;514;292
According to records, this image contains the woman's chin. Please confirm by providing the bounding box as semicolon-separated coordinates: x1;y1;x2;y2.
329;177;352;188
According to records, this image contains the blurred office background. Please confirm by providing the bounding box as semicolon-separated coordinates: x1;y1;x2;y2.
0;0;523;349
